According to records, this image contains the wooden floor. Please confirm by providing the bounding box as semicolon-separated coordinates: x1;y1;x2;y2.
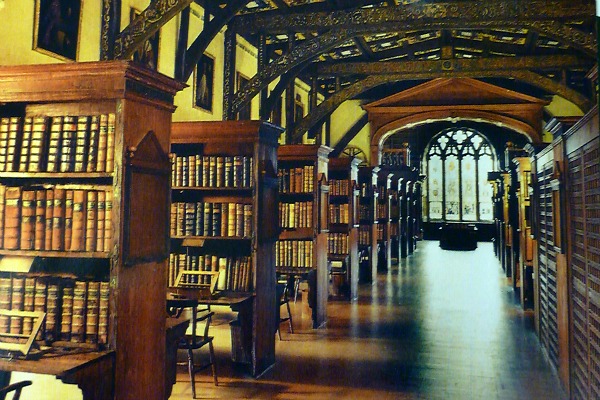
169;241;567;399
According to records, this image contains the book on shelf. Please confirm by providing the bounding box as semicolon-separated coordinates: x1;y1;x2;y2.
34;189;46;251
46;116;63;173
0;118;9;172
4;186;22;250
103;191;113;252
0;277;10;333
9;276;24;334
19;189;36;250
329;204;349;224
172;153;253;189
96;191;106;252
71;280;86;343
29;116;49;173
278;165;314;194
279;201;313;229
59;116;77;172
171;201;252;238
98;281;109;345
169;253;253;292
18;117;33;172
33;278;47;340
51;188;66;251
6;117;22;173
86;115;100;172
63;190;74;251
85;191;97;252
44;188;54;251
45;280;60;341
105;113;115;173
328;233;349;255
85;281;100;344
23;276;35;335
275;240;314;270
60;280;74;341
74;116;90;173
70;190;86;251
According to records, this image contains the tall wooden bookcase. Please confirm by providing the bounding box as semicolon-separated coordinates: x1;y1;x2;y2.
327;157;360;300
0;61;183;399
170;120;281;377
388;173;401;263
376;172;392;272
276;144;331;328
358;166;379;283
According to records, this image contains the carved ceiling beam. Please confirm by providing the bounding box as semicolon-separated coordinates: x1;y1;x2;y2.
317;55;591;76
231;29;358;114
181;0;250;81
234;2;594;34
290;69;591;141
113;0;194;60
353;37;375;60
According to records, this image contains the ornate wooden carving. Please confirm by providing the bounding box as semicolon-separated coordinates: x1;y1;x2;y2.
317;55;591;76
100;0;121;60
234;2;594;34
230;29;357;115
113;0;194;60
223;27;236;120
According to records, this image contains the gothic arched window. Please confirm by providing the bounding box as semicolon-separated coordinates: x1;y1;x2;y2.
423;128;496;222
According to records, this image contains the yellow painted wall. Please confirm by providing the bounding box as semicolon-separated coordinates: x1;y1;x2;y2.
330;100;370;163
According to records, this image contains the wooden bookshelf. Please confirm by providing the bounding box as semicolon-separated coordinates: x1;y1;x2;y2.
170;120;282;377
376;171;392;272
388;173;401;263
0;61;184;399
327;156;360;300
358;166;379;283
277;144;331;328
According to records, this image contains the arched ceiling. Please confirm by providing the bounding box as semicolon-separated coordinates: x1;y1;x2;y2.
108;0;596;137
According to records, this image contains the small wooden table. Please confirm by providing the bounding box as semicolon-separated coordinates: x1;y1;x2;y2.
0;350;115;400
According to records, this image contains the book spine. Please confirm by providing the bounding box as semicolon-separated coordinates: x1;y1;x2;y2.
33;278;47;340
59;116;77;172
216;156;224;187
47;116;63;172
44;189;54;251
212;203;221;237
9;276;24;334
0;118;9;172
34;189;46;250
105;113;116;173
203;202;212;237
23;277;36;335
175;202;184;236
209;156;216;187
104;191;113;252
29;116;49;172
227;203;236;237
52;188;65;251
97;114;108;172
3;187;22;250
224;156;233;187
70;189;86;251
85;191;98;252
0;277;11;333
60;281;74;341
71;281;87;343
45;281;60;341
74;115;90;173
19;189;36;250
221;203;228;237
243;204;252;238
195;202;204;236
202;156;209;187
63;189;74;251
233;156;243;188
96;191;106;251
85;281;100;344
184;202;195;236
86;115;100;172
19;117;33;172
6;117;22;172
98;281;109;346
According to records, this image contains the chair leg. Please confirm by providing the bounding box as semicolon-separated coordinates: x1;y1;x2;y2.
286;300;294;334
208;341;218;386
186;346;196;399
293;276;300;303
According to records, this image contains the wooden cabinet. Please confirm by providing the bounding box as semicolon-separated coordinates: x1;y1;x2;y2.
170;120;282;377
327;157;360;300
0;61;184;399
277;144;331;328
358;166;379;283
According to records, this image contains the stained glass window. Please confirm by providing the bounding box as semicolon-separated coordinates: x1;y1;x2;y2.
423;128;496;222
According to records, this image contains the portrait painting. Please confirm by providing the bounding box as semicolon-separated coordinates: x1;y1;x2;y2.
130;8;160;70
34;0;81;61
194;54;215;111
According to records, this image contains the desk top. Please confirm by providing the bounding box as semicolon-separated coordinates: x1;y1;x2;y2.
167;291;253;307
0;349;114;377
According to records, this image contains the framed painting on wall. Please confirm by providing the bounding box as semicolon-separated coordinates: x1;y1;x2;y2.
194;53;214;112
34;0;81;61
130;8;160;70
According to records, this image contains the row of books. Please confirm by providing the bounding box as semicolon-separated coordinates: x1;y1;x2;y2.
171;154;253;189
0;114;115;173
328;233;349;255
390;223;399;237
329;204;350;224
278;166;315;194
275;240;314;270
358;182;373;198
168;253;253;292
376;203;388;219
329;179;351;196
279;201;313;229
359;226;371;246
0;275;109;345
0;186;112;252
377;225;384;241
170;202;252;238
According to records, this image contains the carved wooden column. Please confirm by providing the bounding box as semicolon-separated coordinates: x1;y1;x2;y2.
258;33;268;116
100;0;121;60
223;26;237;120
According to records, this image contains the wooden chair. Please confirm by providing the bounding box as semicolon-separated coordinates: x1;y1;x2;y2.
178;305;218;398
0;380;32;400
276;281;293;340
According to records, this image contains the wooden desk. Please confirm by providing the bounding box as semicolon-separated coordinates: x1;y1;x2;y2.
167;292;254;368
0;350;114;400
